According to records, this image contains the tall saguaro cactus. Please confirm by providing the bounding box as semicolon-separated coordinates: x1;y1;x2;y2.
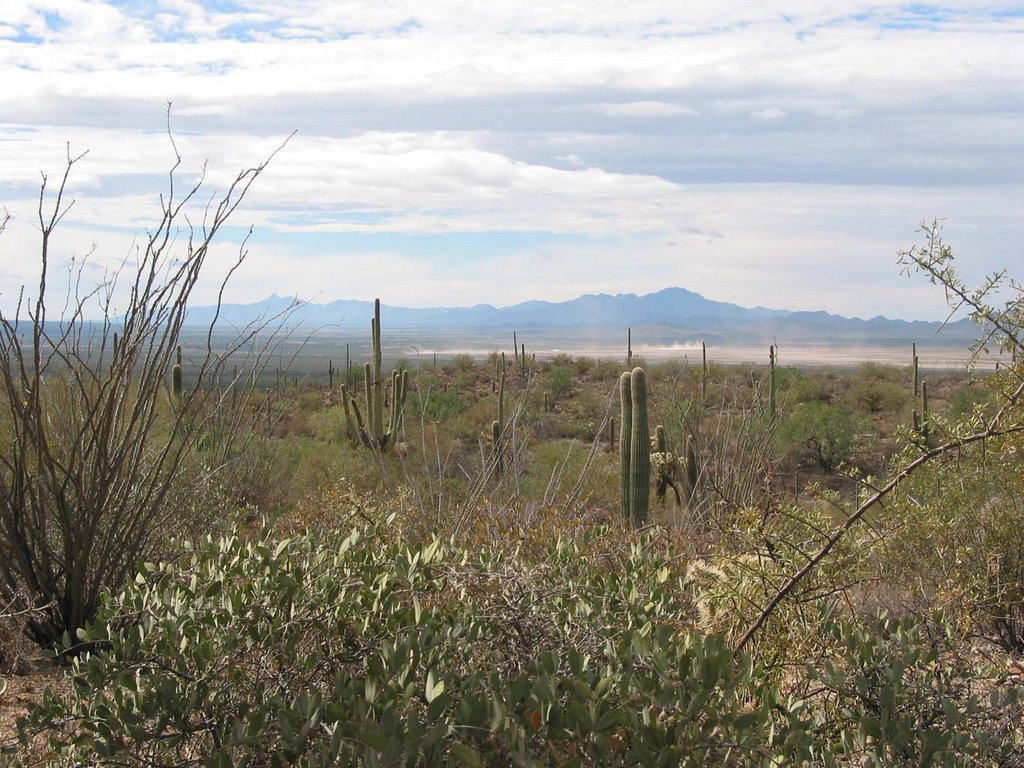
492;354;506;475
171;346;183;400
340;298;409;453
620;367;650;527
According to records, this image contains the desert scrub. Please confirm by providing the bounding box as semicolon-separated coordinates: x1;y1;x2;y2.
18;525;832;766
808;614;1024;766
687;502;870;669
882;431;1024;653
775;401;867;472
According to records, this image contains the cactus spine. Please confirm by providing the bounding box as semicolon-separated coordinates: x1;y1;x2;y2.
620;367;650;527
341;299;409;452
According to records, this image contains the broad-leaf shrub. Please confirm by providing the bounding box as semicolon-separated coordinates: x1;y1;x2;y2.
810;615;1024;767
20;525;1023;765
23;525;823;766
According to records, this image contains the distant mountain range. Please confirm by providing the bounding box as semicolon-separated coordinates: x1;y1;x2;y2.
185;287;975;345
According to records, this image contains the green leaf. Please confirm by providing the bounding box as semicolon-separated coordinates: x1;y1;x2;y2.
425;670;445;703
450;743;482;767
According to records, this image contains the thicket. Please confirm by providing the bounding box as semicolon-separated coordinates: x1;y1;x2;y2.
2;141;1024;768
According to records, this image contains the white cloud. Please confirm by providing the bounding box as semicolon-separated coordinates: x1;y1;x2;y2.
1;1;1022;322
751;108;787;120
590;101;698;118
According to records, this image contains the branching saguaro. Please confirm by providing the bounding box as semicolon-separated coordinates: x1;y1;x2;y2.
340;299;409;453
0;123;293;646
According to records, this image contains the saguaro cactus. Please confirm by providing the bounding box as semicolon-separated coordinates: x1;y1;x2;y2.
492;355;506;475
701;341;708;400
683;434;699;510
912;342;920;397
171;346;183;399
340;299;409;453
619;372;632;524
620;367;650;527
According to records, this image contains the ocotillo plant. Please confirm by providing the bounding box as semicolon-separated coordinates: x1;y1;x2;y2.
769;344;778;420
620;367;650;527
340;299;410;453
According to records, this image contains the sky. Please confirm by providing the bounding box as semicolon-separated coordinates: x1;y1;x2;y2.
1;1;1022;321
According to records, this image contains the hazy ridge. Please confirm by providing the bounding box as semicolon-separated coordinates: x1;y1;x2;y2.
185;287;974;346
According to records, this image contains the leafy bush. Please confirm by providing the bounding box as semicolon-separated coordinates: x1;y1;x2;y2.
21;523;1023;766
21;525;830;766
883;433;1024;652
776;401;865;472
544;365;575;402
844;379;911;415
810;614;1023;766
414;388;467;422
945;382;997;422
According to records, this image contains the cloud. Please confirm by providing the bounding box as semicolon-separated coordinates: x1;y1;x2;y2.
751;108;787;120
1;1;1022;322
589;101;699;118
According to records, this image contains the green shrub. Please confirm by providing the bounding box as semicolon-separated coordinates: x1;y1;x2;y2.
21;526;828;766
946;382;997;422
782;370;834;405
844;380;911;415
883;433;1024;653
544;365;575;402
414;388;466;422
810;614;1023;766
776;402;864;472
19;524;1024;765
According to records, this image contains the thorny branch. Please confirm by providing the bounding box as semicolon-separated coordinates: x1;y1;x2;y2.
736;221;1024;652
